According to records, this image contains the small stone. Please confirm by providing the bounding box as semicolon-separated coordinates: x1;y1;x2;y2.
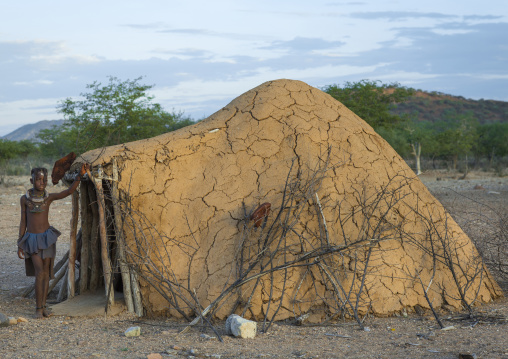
414;305;425;316
17;317;29;323
171;345;183;350
147;354;163;359
200;334;214;340
8;317;17;325
0;313;9;327
441;326;456;331
162;330;171;335
209;355;221;359
125;326;141;337
363;327;371;332
225;314;257;339
295;313;309;326
473;184;485;190
62;321;69;325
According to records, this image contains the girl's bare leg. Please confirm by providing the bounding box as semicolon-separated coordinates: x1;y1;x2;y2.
41;257;52;317
31;254;45;319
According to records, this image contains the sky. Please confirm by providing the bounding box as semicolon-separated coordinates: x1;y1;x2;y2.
1;0;507;137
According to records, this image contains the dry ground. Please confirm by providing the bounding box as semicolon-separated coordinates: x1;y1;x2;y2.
0;171;507;359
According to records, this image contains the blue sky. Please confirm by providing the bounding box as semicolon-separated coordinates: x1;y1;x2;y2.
1;0;507;136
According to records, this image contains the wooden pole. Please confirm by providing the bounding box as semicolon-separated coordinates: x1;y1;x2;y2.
57;268;68;302
111;159;135;313
130;271;143;316
94;176;114;306
67;190;79;299
48;258;70;294
79;181;91;293
88;181;101;291
54;250;69;274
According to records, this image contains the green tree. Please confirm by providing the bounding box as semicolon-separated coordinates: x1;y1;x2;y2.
0;139;39;162
436;112;478;170
375;126;411;157
475;123;508;165
38;76;193;156
404;119;437;175
323;80;415;129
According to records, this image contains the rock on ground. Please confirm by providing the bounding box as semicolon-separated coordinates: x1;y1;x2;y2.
225;314;257;339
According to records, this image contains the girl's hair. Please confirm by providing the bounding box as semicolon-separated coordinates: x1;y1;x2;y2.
31;167;48;180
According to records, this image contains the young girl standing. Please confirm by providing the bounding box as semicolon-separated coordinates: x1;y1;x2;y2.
17;163;88;318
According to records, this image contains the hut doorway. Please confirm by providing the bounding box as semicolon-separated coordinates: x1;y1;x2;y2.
50;161;143;316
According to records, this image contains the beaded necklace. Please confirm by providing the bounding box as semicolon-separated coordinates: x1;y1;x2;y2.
26;188;49;213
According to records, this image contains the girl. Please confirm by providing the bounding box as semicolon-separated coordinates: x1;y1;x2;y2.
17;163;88;318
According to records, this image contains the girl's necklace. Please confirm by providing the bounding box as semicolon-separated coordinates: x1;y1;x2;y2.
26;189;49;212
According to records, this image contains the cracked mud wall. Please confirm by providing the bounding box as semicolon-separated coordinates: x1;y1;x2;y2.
77;79;502;320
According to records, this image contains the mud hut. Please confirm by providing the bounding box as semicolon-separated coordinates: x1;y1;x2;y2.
68;79;501;323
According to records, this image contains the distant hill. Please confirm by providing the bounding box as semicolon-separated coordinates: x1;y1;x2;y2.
390;91;508;124
2;120;64;141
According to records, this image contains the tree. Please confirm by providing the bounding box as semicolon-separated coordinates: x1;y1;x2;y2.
38;76;193;156
404;119;437;175
436;112;478;171
323;80;415;129
0;139;39;162
475;123;508;165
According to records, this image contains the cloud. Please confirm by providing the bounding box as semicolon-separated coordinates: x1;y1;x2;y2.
150;48;212;58
326;2;367;5
260;37;346;53
464;15;503;20
13;80;54;86
329;21;508;100
121;22;166;30
0;40;64;58
0;98;61;135
350;11;456;20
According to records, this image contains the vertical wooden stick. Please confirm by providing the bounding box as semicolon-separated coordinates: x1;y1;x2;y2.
88;182;101;291
57;267;68;302
94;176;114;306
130;271;143;316
67;190;79;299
48;258;70;294
54;250;69;274
79;181;91;294
111;159;135;313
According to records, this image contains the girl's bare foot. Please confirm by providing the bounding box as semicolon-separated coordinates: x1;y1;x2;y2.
35;307;44;319
42;306;53;317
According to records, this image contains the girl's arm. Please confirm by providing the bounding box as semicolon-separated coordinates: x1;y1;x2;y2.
50;163;89;201
18;196;27;259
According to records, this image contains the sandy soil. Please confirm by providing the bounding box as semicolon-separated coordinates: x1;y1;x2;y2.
0;171;507;359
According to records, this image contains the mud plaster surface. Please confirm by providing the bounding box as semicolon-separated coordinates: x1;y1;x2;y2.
78;79;502;320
